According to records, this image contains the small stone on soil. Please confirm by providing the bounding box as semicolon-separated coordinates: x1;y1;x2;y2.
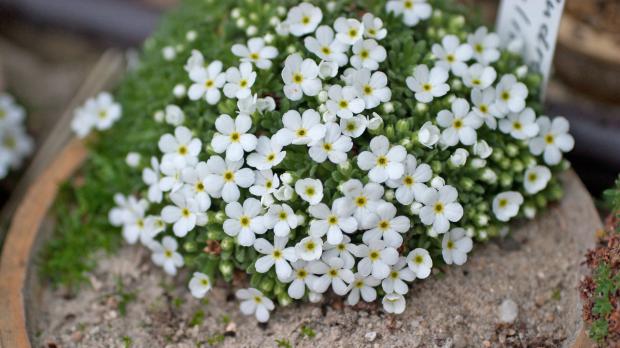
365;331;377;342
498;299;519;323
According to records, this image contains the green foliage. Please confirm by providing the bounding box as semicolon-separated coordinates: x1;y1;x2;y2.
588;262;620;343
603;174;620;233
115;278;137;317
300;325;316;338
190;309;206;327
275;338;293;348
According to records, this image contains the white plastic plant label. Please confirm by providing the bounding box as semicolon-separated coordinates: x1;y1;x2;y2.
496;0;566;97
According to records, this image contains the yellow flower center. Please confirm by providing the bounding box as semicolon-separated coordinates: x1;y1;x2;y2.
321;46;331;55
404;0;413;9
498;198;508;208
223;170;235;182
403;176;414;186
348;29;358;38
250;52;259;60
360;50;369;59
305;186;316;197
355;196;367;207
296;128;307;137
230;132;240;142
239;79;248;88
379;220;390;230
178;145;188;155
513;121;522;130
196;182;205;192
328;215;338;225
414;255;424;264
273;249;282;259
369;251;380;260
434;202;444;214
293;73;304;84
205;79;214;88
363;85;373;95
422;83;432;92
240;216;250;227
545;134;554;144
279;211;288;220
528;173;538;182
446;240;455;249
339;100;349;109
376;156;388;166
302;16;310;25
501;91;510;101
453;119;463;129
164;250;173;258
182;208;191;217
322;143;332;152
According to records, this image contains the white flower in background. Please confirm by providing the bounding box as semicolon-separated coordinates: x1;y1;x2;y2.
224;62;256;99
363;202;410;248
340;115;368;138
308;123;352;164
181;162;212;211
162;104;184;126
406;248;432;279
499;108;539;140
471;87;501;129
254;237;297;280
285;2;323;37
362;13;387;40
113;196;149;245
0;94;25;127
311;257;354;295
158;157;186;193
326;85;365;119
187;60;226;104
523;165;551;194
140;215;166;246
158;126;201;165
295;178;324;205
213;115;261;162
450;148;469;167
71;92;122;137
529;116;575;165
437;98;482;146
232;37;279;69
334;17;364;45
308;198;358;245
204;156;255;202
143;158;163;203
417;121;441;148
236;288;274;323
184;49;204;72
432;35;473;77
161;191;208;237
0;124;33;174
406;64;449;103
387;154;432;205
473;140;493;159
441;228;473;265
323;235;357;269
382;293;406;314
462;64;496;89
386;0;432;27
295;236;323;261
382;258;415;295
351;39;386;70
493;74;528;115
419;185;464;234
250;170;280;198
492;191;524;222
285;261;319;299
247;136;286;170
265;203;298;237
357;135;406;183
304;25;348;66
273;109;325;146
282;53;322;101
353;69;391;109
355;239;399;279
346;273;381;305
150;236;184;275
340;179;384;228
223;198;267;246
189;272;212;299
468;26;500;65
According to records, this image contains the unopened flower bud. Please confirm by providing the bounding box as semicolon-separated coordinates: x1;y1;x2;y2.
382;102;394;113
418;121;440;148
450;148;468;167
431;176;445;189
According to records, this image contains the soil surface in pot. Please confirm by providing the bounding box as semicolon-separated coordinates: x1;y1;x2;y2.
34;172;598;347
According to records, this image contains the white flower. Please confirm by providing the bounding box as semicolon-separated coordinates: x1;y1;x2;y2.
493;74;528;115
0;123;32;177
529;116;574;165
250;170;280;198
273;109;325;146
223;198;266;246
142;157;163;203
524;165;551;194
282;53;322;101
357;135;406;183
254;237;297;281
158;126;201;166
468;26;500;65
223;62;256;99
473;140;493;159
471;87;501;129
236;288;274;323
326;85;365;119
184;49;204;72
450;148;469;167
406;248;432;279
295;236;323;261
295;178;324;205
211;114;257;161
232;37;278;70
309;199;358;245
308;123;352;164
499;108;539;140
419;185;464;234
362;13;387;40
204;156;255;202
442;228;473;265
340;115;368;138
189;272;212;299
151;236;184;275
140;215;166;246
351;39;386;71
0;94;25;127
333;17;364;45
353;69;391;109
181;162;213;211
363;202;410;248
265;203;298;237
437;98;482;146
311;257;354;295
346;273;381;305
285;2;323;37
274;184;294;202
318;60;339;79
247;136;286;170
382;293;406;314
406;64;449;103
462;64;496;89
304;25;348;66
386;0;432;27
382;258;414;295
355;240;399;279
340;179;384;228
285;261;319;299
161;191;208;237
323;235;357;269
417;121;441;148
187;61;226;104
164;104;185;126
158;156;186;193
432;35;473;77
109;195;149;244
71;92;121;137
387;154;432;205
367;112;383;130
492;191;524;222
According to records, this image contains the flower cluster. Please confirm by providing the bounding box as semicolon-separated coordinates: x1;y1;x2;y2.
0;93;33;180
83;0;575;322
71;92;122;138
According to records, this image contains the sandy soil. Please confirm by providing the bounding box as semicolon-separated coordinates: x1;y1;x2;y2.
34;172;599;348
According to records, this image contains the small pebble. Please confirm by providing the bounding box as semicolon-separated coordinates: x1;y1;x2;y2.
365;331;377;342
498;299;518;323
